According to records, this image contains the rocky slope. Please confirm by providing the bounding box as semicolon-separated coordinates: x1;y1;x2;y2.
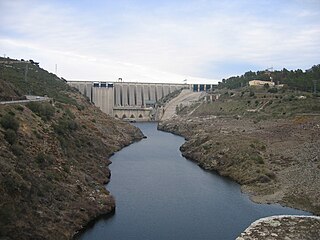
158;88;320;215
0;59;144;239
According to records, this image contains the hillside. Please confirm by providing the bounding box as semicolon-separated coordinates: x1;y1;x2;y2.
159;86;320;215
218;64;320;93
0;58;144;239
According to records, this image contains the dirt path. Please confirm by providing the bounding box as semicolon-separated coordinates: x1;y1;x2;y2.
161;89;203;120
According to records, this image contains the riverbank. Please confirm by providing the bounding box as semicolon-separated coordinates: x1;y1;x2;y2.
158;115;320;215
0;99;144;240
0;58;145;239
75;122;310;240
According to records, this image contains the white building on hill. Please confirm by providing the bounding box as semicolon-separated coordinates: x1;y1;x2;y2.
249;80;275;87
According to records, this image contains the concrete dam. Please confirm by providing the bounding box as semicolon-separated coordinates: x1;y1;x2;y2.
68;81;215;120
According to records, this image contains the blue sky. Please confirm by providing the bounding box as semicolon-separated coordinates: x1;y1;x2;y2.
1;0;319;83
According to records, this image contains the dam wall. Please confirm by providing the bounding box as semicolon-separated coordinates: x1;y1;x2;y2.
68;81;216;120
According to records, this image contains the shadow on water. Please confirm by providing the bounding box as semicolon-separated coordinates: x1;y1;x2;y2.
77;122;311;240
73;210;115;240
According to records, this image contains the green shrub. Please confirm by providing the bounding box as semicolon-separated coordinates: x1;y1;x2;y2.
77;104;85;111
26;102;55;121
57;135;68;150
265;170;276;179
53;118;78;135
15;105;24;111
0;203;14;225
252;154;264;164
36;152;54;169
268;88;278;93
64;108;75;119
0;113;19;131
258;175;271;183
10;144;24;156
33;130;43;139
4;129;17;145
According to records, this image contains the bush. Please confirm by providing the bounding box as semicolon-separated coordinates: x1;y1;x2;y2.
265;170;276;179
258;175;271;183
36;152;54;169
11;144;24;156
53;118;78;135
4;129;17;145
15;105;24;111
268;88;278;93
0;203;14;225
26;102;55;121
0;113;19;131
252;154;264;164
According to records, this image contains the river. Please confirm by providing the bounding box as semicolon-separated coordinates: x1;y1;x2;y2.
77;122;310;240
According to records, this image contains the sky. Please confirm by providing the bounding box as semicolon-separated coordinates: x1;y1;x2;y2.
1;0;319;84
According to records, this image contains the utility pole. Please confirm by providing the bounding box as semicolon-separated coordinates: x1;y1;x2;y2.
24;63;28;82
24;62;30;94
313;80;317;94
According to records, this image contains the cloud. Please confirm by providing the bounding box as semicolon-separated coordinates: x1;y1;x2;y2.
1;0;319;82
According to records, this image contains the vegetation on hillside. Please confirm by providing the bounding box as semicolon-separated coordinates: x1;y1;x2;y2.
0;57;143;239
0;57;79;106
177;86;320;121
218;64;320;93
161;65;320;215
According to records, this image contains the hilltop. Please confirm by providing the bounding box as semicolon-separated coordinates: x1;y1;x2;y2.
159;81;320;215
0;58;144;239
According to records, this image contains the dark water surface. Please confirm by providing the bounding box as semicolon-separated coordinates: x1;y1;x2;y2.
78;122;310;240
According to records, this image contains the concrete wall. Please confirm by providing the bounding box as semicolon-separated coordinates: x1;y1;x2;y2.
114;84;122;106
136;85;143;106
92;87;114;115
68;81;189;119
68;81;93;101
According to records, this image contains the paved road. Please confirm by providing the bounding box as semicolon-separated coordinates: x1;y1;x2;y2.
161;89;203;120
0;96;50;105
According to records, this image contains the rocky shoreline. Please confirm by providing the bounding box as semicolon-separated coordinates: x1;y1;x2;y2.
158;115;320;215
236;215;320;239
0;95;144;240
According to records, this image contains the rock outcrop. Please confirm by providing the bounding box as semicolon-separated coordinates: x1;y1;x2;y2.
236;215;320;240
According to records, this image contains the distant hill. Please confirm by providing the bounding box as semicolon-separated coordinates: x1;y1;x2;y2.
218;64;320;93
